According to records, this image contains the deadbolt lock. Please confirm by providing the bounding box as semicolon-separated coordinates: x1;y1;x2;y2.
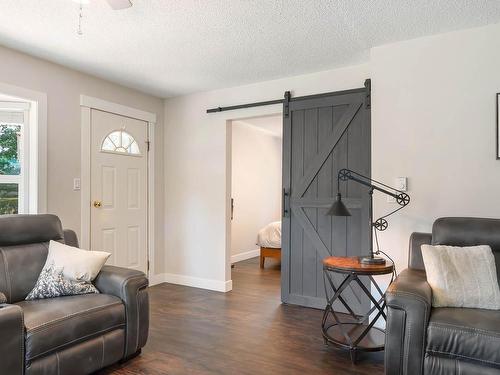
93;201;102;208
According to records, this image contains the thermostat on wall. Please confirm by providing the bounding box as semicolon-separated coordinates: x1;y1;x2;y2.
387;177;407;202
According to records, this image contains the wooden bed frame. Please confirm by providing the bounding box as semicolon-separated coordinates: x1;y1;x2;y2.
260;247;281;268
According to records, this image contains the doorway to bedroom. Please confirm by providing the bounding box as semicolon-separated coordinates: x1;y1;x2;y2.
229;114;283;292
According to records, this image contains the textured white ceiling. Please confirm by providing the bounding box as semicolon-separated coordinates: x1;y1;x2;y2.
0;0;499;97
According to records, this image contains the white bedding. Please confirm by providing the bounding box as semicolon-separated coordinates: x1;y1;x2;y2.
257;221;281;248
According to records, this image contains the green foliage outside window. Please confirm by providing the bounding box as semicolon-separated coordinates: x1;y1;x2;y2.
0;124;21;214
0;183;18;214
0;124;21;176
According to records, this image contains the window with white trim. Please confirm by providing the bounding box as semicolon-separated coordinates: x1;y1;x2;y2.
0;101;30;214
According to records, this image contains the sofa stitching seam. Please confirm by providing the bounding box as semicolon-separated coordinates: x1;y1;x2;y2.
133;287;147;351
20;305;25;371
429;323;500;338
387;291;431;306
389;298;428;374
387;304;407;372
101;334;105;369
134;287;141;352
427;349;500;366
27;323;125;361
419;300;428;373
389;302;413;373
26;301;122;333
119;275;147;355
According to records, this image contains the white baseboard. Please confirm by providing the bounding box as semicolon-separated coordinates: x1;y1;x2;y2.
149;273;167;287
148;272;232;292
231;248;260;264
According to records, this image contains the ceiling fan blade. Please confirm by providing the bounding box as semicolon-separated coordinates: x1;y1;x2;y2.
106;0;132;10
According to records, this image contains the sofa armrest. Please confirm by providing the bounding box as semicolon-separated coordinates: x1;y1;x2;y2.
94;265;149;357
385;268;432;375
0;301;24;374
63;229;79;248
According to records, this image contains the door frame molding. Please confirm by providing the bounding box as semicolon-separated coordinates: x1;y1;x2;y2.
224;107;283;292
80;95;156;279
0;81;48;214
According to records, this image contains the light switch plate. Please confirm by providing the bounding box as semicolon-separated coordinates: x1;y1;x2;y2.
73;178;81;191
396;177;407;191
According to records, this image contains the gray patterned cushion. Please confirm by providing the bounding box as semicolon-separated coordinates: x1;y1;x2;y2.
26;262;99;300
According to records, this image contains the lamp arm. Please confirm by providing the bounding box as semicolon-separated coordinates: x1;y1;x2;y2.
372;185;406;203
334;169;411;263
337;168;410;207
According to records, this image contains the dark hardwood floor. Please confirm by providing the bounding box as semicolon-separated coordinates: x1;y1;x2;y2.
100;257;384;375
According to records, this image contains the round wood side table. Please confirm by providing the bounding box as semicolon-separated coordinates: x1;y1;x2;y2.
321;256;395;364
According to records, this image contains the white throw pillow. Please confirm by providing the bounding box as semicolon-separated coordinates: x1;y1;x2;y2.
46;240;111;282
421;244;500;310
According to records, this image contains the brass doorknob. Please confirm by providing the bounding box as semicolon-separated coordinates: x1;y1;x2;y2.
93;201;102;208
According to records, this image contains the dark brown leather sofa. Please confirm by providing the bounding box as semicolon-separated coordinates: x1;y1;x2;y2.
0;214;149;375
385;217;500;375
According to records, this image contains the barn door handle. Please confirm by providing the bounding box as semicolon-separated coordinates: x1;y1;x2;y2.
231;198;234;220
282;188;290;217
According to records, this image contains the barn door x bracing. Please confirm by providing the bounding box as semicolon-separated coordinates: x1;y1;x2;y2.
281;83;371;313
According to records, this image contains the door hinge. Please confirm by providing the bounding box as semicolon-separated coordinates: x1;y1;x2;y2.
147;260;150;272
146;140;151;152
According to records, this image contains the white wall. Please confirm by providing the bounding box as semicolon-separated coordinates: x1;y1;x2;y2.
230;121;281;261
9;20;500;292
0;46;166;276
371;23;500;276
164;23;500;293
164;63;370;291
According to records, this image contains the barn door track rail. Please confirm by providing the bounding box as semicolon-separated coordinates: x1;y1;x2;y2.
206;79;371;114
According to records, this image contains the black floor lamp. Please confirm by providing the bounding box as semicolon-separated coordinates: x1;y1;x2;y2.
326;169;410;265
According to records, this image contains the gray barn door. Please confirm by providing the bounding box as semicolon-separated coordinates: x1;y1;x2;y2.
281;85;371;313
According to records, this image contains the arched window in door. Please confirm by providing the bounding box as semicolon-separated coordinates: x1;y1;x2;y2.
101;129;141;156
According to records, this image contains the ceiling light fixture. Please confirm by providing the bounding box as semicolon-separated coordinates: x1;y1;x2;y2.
76;1;84;36
72;0;133;36
106;0;133;10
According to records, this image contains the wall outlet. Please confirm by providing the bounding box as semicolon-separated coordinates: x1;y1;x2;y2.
73;178;81;191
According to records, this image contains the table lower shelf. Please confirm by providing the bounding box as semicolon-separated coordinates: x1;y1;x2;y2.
322;322;386;352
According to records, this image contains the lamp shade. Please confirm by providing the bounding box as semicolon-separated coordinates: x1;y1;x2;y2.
326;193;351;216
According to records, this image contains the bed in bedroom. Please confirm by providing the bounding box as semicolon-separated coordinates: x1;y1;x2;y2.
257;221;281;268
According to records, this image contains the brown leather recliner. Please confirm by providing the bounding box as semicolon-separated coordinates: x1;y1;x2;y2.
385;217;500;375
0;214;149;375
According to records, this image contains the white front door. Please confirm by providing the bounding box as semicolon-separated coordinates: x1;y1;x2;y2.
90;109;148;273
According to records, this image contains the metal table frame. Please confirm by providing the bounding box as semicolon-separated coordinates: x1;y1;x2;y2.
321;265;394;363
